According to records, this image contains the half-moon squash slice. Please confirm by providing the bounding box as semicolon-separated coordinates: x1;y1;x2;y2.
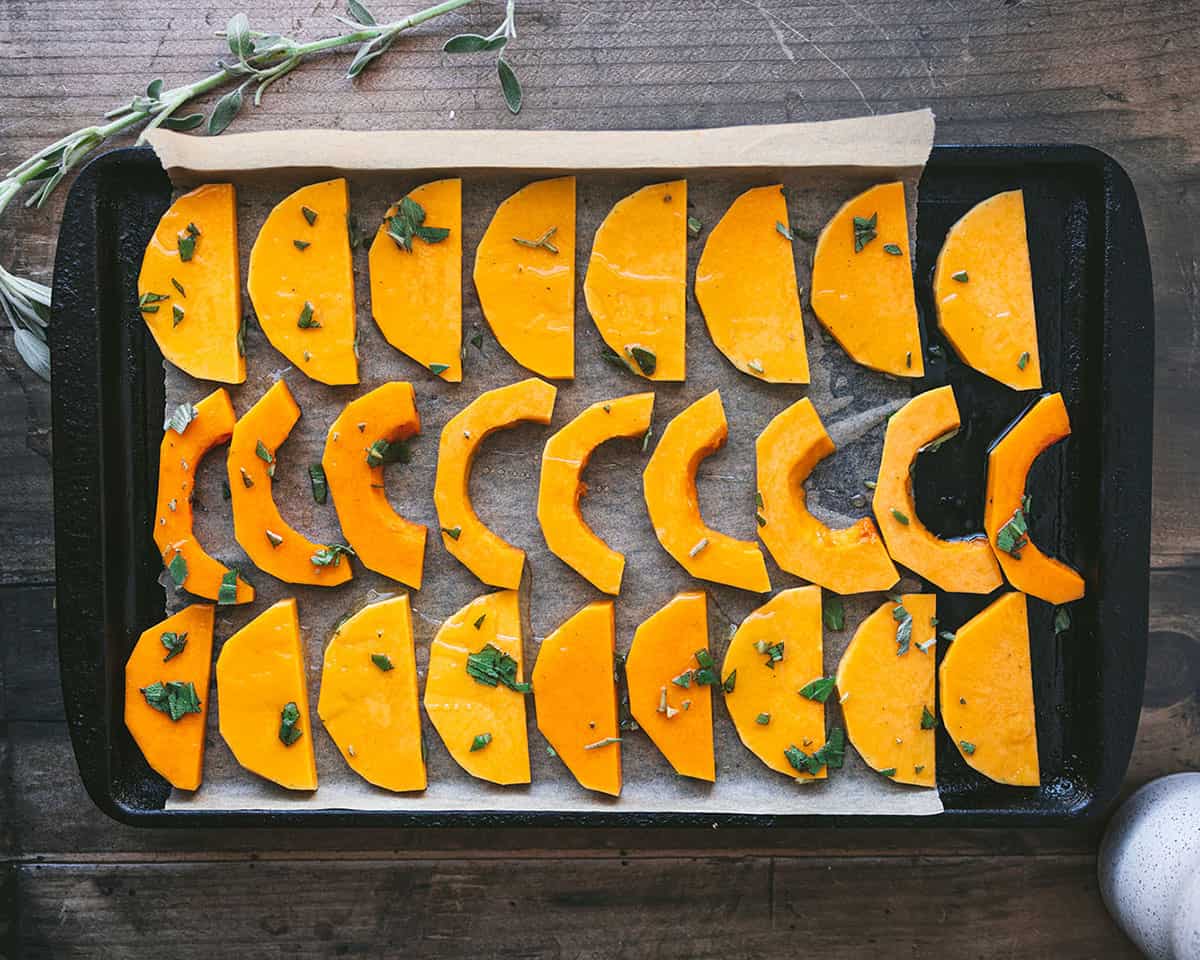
939;591;1040;786
434;378;557;589
756;397;897;595
583;180;687;381
810;182;923;377
474;176;575;379
369;179;462;381
695;184;809;383
124;603;214;791
424;589;530;785
228;380;353;587
643;390;770;593
155;388;253;604
247;178;357;385
984;393;1084;604
873;386;1003;594
537;392;654;595
137;183;244;383
318;594;425;792
322;382;426;589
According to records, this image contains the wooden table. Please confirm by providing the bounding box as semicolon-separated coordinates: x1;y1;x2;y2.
1;1;1196;955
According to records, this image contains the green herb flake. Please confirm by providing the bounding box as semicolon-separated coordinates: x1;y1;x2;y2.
239;467;254;488
163;402;197;435
600;345;632;372
756;713;771;725
960;740;977;755
626;345;657;376
695;649;714;670
671;670;693;689
879;767;898;777
756;640;784;669
217;568;239;605
546;745;557;757
756;512;767;528
470;733;492;752
466;642;530;693
995;506;1030;558
823;595;845;632
914;764;925;774
442;526;462;541
722;669;737;694
387;195;450;251
140;680;202;721
951;270;969;283
429;362;451;376
512;226;559;253
1017;351;1030;370
755;490;764;510
170;277;186;297
905;350;912;369
895;613;913;656
687;215;702;237
473;614;486;630
882;243;903;256
784;726;846;776
863;479;877;490
799;676;836;703
470;332;484;351
920;705;937;729
891;508;910;525
939;630;957;642
301;206;318;226
279;701;303;746
642;426;653;453
1054;606;1071;635
776;220;794;241
160;631;188;662
293;239;311;251
366;437;411;468
311;544;355;567
583;737;622;750
167;551;188;587
371;653;394;672
297;301;320;329
694;668;717;687
308;463;328;504
852;212;878;252
265;529;284;548
177;232;197;261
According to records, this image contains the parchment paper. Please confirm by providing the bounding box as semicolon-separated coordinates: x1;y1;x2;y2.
153;110;943;816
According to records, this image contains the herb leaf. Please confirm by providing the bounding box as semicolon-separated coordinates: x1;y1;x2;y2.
346;0;377;27
785;726;846;775
891;508;910;525
775;220;794;241
626;345;657;376
466;642;530;693
217;568;239;605
960;740;977;755
167;551;188;587
852;212;878;252
512;226;559;253
799;676;837;703
207;83;246;136
140;680;202;721
722;669;737;694
163;402;197;435
497;57;522;114
921;705;937;729
279;701;303;746
1054;606;1071;636
951;270;969;283
297;301;320;328
366;438;411;468
470;732;492;752
371;652;394;672
160;631;188;662
822;595;845;631
309;463;328;504
882;242;903;255
311;544;355;567
995;505;1030;558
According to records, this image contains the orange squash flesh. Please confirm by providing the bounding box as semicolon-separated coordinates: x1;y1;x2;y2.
583;180;687;381
835;595;936;787
537;393;655;595
228;380;353;587
695;184;809;383
984;393;1084;604
873;386;1003;594
934;190;1042;390
756;397;898;595
154;388;253;604
720;586;825;780
810;182;923;378
474;177;576;379
434;378;557;589
124;603;215;791
424;590;530;785
532;601;621;796
317;595;425;792
137;183;244;383
369;179;463;381
626;591;714;781
216;598;318;791
247;178;357;385
939;591;1040;786
322;382;426;589
643;390;770;593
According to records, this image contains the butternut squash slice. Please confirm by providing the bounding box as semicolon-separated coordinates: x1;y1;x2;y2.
626;591;714;781
247;178;357;385
434;378;557;588
424;589;530;785
318;595;425;792
934;190;1042;390
216;598;318;791
873;386;1003;594
835;594;936;787
643;390;770;593
228;380;353;587
583;180;687;381
322;382;426;589
756;397;898;595
369;179;462;381
810;182;923;377
984;393;1085;604
474;176;575;379
537;392;655;595
124;603;214;791
695;184;809;383
155;388;253;604
939;591;1040;786
532;601;621;796
137;183;244;383
720;586;826;780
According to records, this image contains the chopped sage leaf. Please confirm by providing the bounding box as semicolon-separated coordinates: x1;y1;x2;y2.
822;595;845;632
891;508;910;525
600;345;632;372
470;332;484;350
239;467;254;488
466;642;530;693
442;526;462;541
309;464;327;504
512;226;559;253
671;670;693;689
279;701;303;746
473;614;486;630
366;438;411;468
895;613;913;656
217;568;239;605
784;726;846;775
546;745;557;757
140;291;169;310
995;506;1029;558
265;529;284;548
297;301;320;329
387;195;449;251
470;733;492;752
775;220;794;241
905;350;912;369
921;705;937;729
301;205;318;226
939;630;957;642
140;680;202;721
799;676;836;703
852;212;877;252
693;668;717;687
1017;351;1030;370
163;402;197;435
167;551;188;587
583;737;622;750
883;243;903;256
171;277;186;297
755;490;764;510
951;270;968;283
311;544;355;567
160;631;188;662
642;426;653;453
686;215;702;237
960;740;977;755
756;512;767;528
293;239;311;251
626;345;657;376
756;713;771;725
756;640;784;669
1054;606;1071;635
255;440;276;478
371;653;394;672
695;649;714;670
170;303;184;328
722;669;737;694
177;232;196;261
879;767;898;777
429;362;451;376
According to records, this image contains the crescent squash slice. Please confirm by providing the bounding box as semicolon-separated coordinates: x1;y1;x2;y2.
423;589;530;785
984;393;1085;604
756;397;898;595
532;601;621;796
155;388;253;604
434;378;557;589
626;591;714;781
810;182;923;378
318;595;425;792
643;390;770;593
695;184;809;383
873;386;1003;594
124;603;215;791
939;591;1040;786
474;176;576;379
369;179;462;381
322;382;426;589
228;380;353;587
835;594;936;787
720;586;826;780
537;392;655;595
583;180;687;381
137;183;244;383
934;190;1042;390
216;598;318;791
247;178;357;385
